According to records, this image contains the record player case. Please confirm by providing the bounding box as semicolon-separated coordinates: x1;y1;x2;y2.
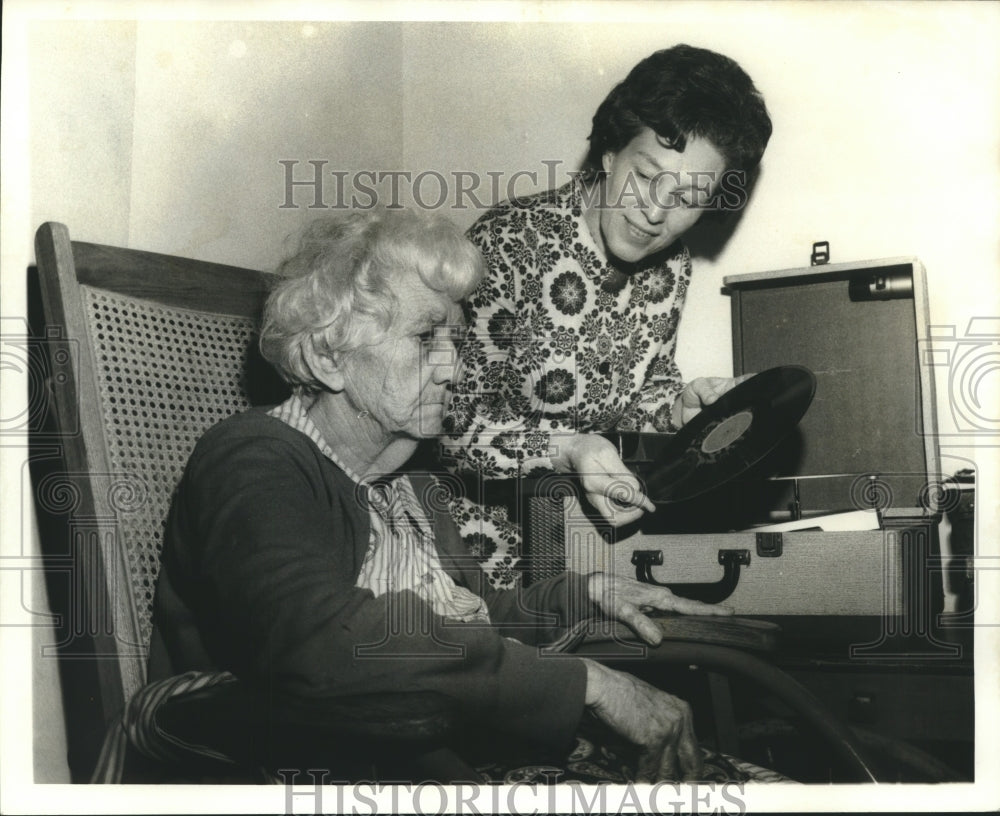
548;256;972;656
527;256;974;770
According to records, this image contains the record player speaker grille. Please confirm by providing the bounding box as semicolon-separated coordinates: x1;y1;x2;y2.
523;496;567;586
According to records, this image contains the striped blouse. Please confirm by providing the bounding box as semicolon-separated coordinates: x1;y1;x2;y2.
269;394;491;623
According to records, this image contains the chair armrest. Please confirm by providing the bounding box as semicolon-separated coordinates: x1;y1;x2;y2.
253;688;461;741
158;682;460;741
154;683;472;779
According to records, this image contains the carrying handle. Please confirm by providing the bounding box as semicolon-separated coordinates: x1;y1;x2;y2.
632;549;750;604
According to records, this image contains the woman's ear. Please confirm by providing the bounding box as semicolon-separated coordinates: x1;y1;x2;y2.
602;150;616;174
302;342;346;392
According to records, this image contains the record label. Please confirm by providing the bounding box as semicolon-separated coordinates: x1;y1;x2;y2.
701;410;754;454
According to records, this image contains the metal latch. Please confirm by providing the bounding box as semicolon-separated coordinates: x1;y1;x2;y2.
810;241;830;266
755;532;783;558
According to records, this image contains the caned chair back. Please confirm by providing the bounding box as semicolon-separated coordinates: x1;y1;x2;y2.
34;222;287;726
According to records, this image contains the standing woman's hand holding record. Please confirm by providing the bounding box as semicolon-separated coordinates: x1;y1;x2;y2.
670;374;755;429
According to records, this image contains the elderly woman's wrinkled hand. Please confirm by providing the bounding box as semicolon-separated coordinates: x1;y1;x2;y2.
552;433;655;527
588;572;734;645
670;374;754;429
583;658;703;781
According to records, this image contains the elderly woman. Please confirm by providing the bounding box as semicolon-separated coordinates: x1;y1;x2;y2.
144;207;734;782
442;45;773;588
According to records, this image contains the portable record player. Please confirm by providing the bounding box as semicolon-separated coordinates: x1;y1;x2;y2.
552;255;969;654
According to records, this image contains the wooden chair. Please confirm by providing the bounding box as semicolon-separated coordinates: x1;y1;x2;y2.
33;221;882;784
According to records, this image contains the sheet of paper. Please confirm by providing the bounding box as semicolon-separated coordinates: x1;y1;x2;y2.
754;509;881;532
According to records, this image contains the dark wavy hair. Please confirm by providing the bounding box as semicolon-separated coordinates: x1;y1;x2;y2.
586;44;772;173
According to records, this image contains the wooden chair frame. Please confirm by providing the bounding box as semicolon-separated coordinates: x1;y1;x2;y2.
34;222;278;729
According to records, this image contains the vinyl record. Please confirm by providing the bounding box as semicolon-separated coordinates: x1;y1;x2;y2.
643;365;816;504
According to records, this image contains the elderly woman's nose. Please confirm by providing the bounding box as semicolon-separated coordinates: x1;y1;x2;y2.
432;366;453;385
430;353;457;384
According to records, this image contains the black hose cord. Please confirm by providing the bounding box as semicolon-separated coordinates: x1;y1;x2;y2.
552;623;965;782
573;635;880;783
736;717;965;783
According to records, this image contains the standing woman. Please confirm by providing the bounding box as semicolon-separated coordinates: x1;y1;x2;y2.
442;45;772;588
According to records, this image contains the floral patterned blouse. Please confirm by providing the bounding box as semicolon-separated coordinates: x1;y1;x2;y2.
442;177;691;480
439;178;693;589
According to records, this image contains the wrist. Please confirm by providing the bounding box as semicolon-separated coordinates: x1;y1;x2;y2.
550;432;583;473
582;658;605;707
586;571;605;606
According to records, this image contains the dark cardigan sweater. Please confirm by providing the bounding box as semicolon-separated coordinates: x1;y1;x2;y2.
147;408;589;749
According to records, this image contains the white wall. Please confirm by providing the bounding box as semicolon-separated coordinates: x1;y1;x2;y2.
3;0;999;797
126;21;405;266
